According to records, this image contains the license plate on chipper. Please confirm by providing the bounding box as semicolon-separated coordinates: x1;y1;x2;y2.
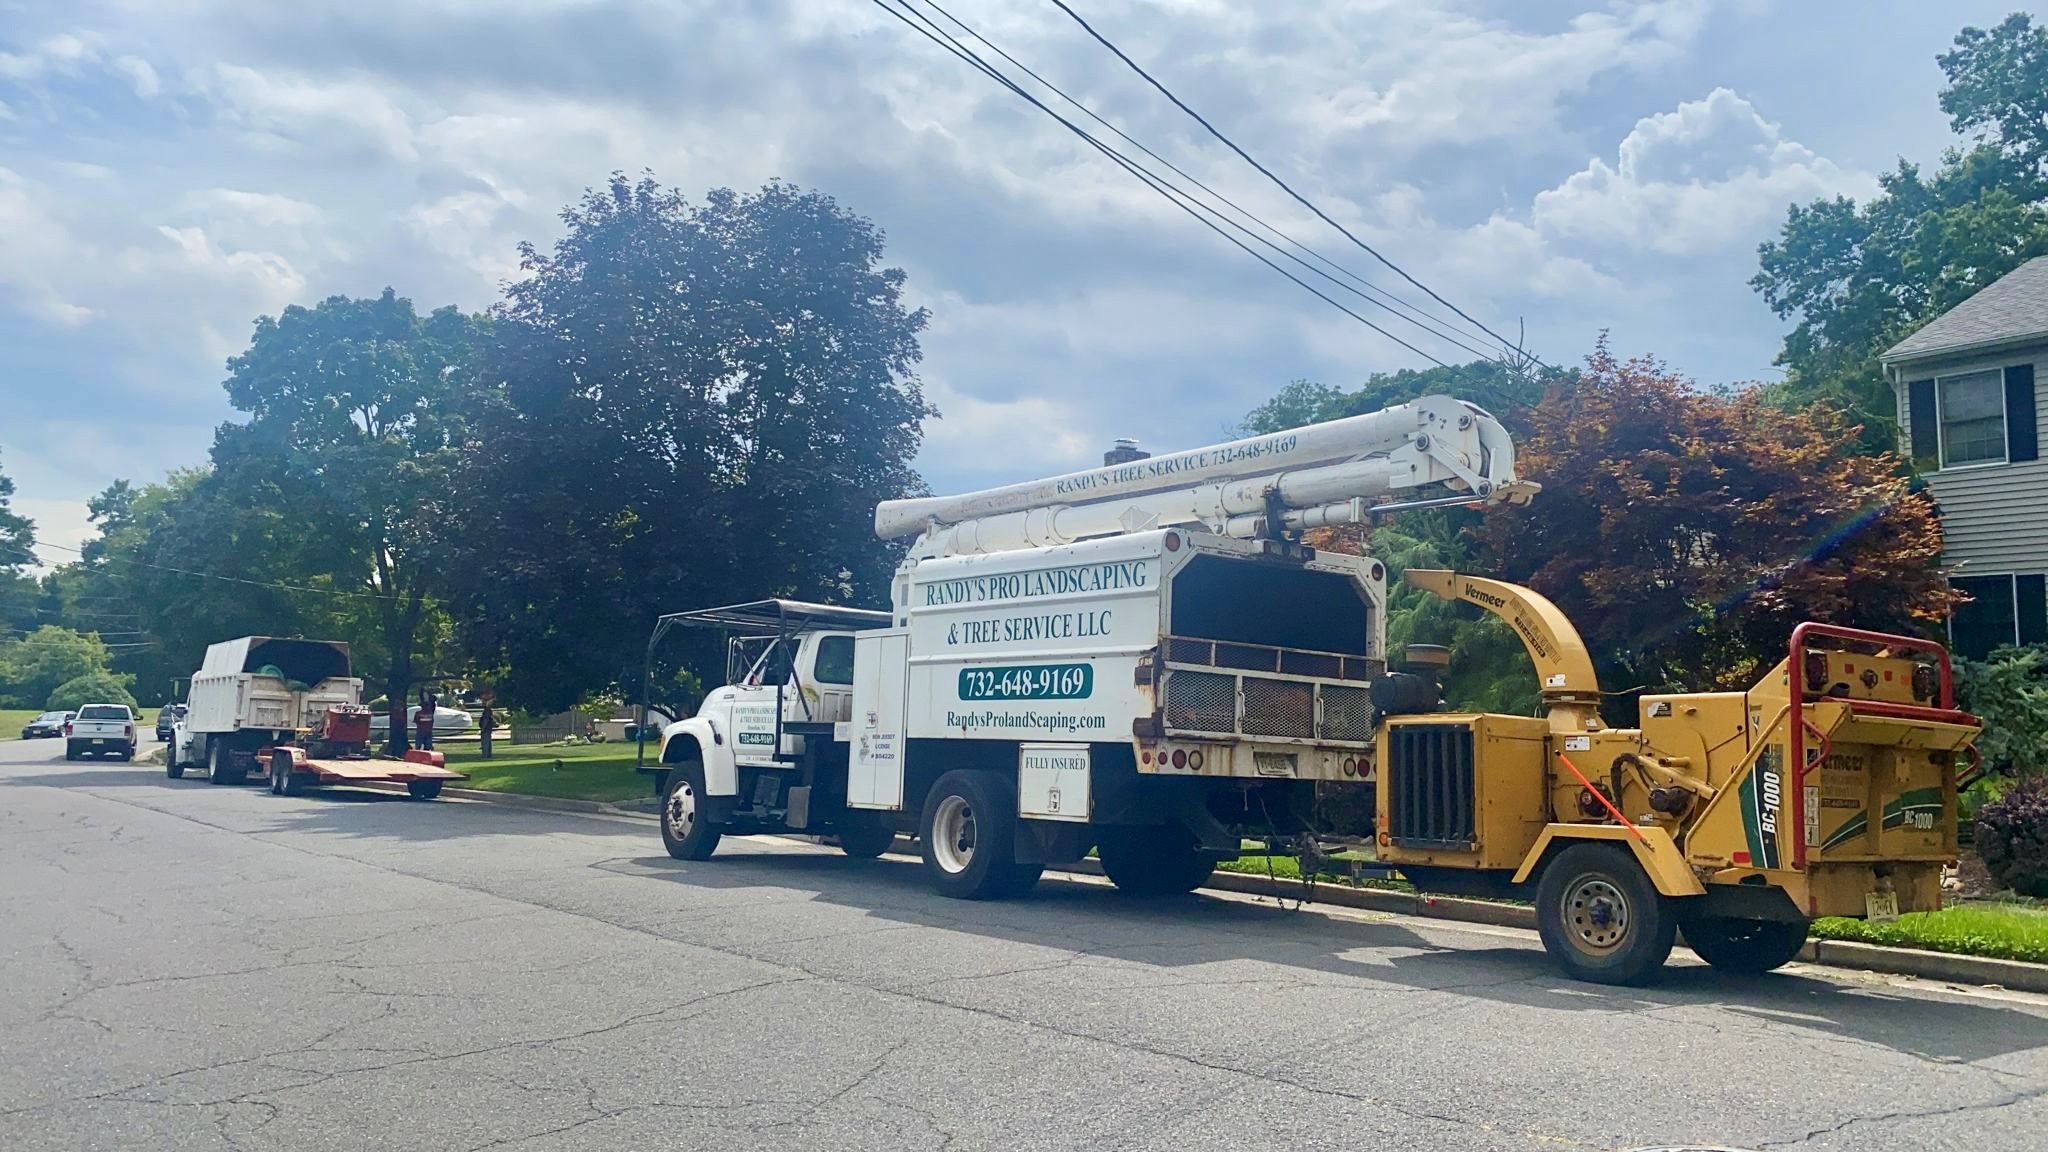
1865;892;1900;922
1254;751;1297;777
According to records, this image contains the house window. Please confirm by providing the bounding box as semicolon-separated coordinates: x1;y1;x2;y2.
1937;369;2007;467
1951;574;2048;658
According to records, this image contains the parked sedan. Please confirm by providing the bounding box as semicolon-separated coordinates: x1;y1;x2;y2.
155;705;186;742
368;704;475;738
20;711;72;740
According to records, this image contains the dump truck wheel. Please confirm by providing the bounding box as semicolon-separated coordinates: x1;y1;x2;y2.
1535;842;1676;986
209;739;246;785
406;780;443;801
1097;825;1216;896
835;811;897;859
661;764;721;860
921;770;1035;899
1682;916;1809;974
166;754;184;780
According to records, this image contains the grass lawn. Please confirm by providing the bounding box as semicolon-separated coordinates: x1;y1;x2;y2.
1;709;50;740
437;742;656;804
1813;901;2048;966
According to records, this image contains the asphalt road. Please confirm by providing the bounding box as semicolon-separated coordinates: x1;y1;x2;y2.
5;737;2048;1152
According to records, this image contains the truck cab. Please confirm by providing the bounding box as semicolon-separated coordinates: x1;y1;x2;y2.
638;601;895;861
700;627;861;764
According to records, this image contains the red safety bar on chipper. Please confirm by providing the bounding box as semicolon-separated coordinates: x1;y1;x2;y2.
1786;622;1976;871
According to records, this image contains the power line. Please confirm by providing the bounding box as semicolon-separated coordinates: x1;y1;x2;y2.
906;0;1504;364
1043;0;1550;371
0;540;435;606
865;0;1452;367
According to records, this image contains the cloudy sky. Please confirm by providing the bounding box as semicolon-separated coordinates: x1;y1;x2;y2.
0;0;2017;561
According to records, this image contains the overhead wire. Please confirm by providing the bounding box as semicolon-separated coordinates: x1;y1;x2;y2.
906;0;1505;363
1043;0;1552;373
864;0;1452;367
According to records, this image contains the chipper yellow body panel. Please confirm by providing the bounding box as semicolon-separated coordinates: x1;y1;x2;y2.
1374;571;1980;985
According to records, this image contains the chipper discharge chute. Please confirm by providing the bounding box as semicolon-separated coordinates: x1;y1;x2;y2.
1371;571;1981;985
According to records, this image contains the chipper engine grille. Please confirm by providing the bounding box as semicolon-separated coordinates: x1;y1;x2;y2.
1386;723;1476;849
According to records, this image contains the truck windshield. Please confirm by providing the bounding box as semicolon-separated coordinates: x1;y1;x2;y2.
77;705;130;720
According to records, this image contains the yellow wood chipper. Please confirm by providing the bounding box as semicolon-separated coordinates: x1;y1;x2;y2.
1370;571;1982;985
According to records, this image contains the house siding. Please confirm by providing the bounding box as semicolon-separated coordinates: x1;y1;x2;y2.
1893;345;2048;572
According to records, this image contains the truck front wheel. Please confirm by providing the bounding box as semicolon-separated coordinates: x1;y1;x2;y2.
921;770;1037;900
1681;916;1809;974
1534;842;1676;986
661;764;722;861
1097;825;1216;896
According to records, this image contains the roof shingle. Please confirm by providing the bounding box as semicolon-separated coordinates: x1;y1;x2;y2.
1883;255;2048;363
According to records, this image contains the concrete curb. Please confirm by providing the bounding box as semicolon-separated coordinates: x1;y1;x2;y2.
359;783;2048;994
350;779;647;817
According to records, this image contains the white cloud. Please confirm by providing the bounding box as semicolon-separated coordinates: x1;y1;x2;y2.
1531;87;1874;256
0;33;93;81
0;168;94;325
113;54;160;99
205;64;420;161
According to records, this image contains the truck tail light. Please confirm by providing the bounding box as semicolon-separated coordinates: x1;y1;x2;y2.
1187;748;1204;770
63;722;72;736
1170;748;1187;769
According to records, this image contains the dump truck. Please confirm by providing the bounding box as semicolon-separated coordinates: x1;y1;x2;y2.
1372;572;1980;983
169;636;466;799
639;395;1532;887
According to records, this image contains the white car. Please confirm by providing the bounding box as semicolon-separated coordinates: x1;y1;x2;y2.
369;704;474;737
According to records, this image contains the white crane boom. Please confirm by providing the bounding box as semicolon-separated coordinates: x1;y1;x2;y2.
878;394;1536;559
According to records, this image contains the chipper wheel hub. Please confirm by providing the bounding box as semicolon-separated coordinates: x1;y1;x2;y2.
1564;876;1631;955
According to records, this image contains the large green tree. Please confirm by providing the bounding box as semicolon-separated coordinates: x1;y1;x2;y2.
1753;13;2048;446
457;175;932;710
214;290;483;748
0;450;37;635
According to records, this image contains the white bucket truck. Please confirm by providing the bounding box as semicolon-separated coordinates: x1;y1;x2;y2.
639;395;1533;898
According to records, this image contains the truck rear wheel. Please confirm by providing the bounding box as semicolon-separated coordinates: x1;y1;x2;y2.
1534;842;1676;986
1097;825;1216;896
835;811;897;859
661;763;722;861
209;739;247;785
1681;916;1809;974
921;770;1036;899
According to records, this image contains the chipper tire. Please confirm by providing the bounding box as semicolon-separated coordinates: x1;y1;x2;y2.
834;811;897;859
1535;842;1676;986
920;770;1038;900
1097;825;1217;896
660;763;722;861
1681;916;1810;975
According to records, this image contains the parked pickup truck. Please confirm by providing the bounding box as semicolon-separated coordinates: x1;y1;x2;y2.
66;704;138;761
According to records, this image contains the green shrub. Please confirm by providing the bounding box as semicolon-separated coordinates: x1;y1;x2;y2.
1976;774;2048;898
46;670;138;711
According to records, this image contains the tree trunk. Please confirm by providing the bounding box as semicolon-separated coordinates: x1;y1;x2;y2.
383;589;427;757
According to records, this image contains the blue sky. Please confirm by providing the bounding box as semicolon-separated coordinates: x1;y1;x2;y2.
0;0;2021;562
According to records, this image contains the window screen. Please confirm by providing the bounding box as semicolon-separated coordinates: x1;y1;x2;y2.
812;635;856;685
1939;370;2007;467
